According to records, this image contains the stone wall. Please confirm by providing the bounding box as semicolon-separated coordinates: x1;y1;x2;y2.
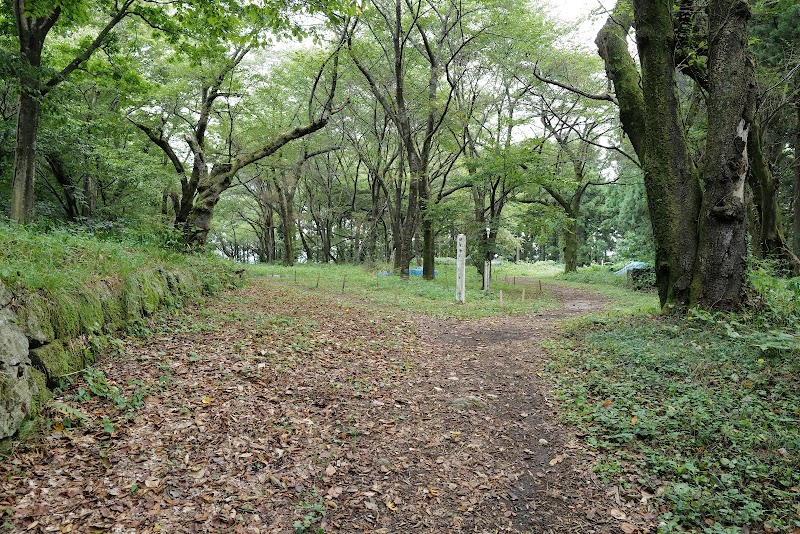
0;267;239;440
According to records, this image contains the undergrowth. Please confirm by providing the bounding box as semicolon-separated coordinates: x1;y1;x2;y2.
548;268;800;533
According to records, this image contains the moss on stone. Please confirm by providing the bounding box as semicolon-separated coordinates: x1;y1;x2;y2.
76;289;104;336
17;294;54;344
93;279;124;333
50;293;82;340
28;368;49;413
121;276;145;323
139;271;166;315
29;340;90;387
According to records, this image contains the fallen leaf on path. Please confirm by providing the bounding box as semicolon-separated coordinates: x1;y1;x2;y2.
609;508;627;520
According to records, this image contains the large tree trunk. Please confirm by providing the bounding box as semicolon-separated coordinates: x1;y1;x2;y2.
694;0;753;309
9;2;59;222
633;0;701;308
183;172;224;246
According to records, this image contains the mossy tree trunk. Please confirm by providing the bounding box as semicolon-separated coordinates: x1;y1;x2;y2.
633;0;702;308
597;0;762;309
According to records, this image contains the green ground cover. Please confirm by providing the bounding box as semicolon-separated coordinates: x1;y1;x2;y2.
547;267;800;533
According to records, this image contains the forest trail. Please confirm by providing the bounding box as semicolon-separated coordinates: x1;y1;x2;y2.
1;279;656;533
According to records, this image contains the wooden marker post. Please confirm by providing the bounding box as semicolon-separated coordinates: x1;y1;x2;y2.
539;280;543;294
522;287;526;302
456;234;466;303
316;273;320;289
342;275;347;293
394;284;399;304
499;290;503;307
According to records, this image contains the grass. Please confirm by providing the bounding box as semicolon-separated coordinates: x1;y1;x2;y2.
547;305;800;532
248;260;562;319
0;221;233;294
248;260;659;319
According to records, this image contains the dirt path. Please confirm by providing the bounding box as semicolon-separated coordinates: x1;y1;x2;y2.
1;280;655;533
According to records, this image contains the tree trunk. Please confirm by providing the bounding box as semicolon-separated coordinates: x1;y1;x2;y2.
563;216;578;273
747;117;800;273
694;0;752;309
183;175;223;245
299;219;313;263
282;200;296;266
44;154;79;221
633;0;701;308
365;173;382;267
794;102;800;257
9;2;59;222
10;91;41;221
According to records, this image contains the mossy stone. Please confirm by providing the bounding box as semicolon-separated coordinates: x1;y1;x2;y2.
18;294;55;345
29;340;90;387
50;293;82;340
95;279;125;332
76;289;104;335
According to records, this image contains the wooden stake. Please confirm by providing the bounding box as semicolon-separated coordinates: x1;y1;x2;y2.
513;276;516;285
499;290;503;307
316;273;320;289
342;274;347;293
394;284;398;304
294;270;297;283
522;287;526;302
539;280;543;294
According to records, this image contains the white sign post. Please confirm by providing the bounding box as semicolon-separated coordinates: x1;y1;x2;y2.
483;227;491;291
456;234;466;303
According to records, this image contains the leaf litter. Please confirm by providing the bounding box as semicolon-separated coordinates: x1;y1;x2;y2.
1;279;657;533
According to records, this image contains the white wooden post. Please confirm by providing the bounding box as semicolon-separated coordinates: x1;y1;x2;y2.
483;260;491;291
456;234;466;303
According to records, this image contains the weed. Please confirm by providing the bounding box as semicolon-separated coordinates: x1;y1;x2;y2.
293;498;326;533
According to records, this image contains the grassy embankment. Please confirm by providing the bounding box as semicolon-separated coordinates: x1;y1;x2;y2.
0;222;239;436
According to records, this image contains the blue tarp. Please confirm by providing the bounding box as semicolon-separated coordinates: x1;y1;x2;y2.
615;261;648;275
409;267;438;277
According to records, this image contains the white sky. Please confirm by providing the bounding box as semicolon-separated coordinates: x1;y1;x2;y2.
547;0;610;49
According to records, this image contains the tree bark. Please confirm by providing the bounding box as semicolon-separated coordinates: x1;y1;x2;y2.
693;0;753;309
747;116;800;273
563;216;578;273
632;0;702;308
794;102;800;257
10;91;41;221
